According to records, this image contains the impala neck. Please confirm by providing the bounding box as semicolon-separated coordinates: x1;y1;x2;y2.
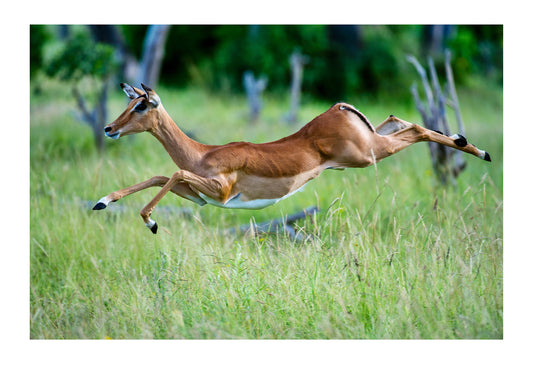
149;106;209;170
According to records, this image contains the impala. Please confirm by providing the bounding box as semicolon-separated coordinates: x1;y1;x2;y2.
93;83;491;234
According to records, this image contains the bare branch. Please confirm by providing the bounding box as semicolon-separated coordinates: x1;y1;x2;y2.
408;52;469;185
286;50;309;124
72;86;95;126
138;25;171;87
428;57;451;136
407;55;434;110
72;81;109;151
445;49;467;177
445;49;465;136
410;83;441;177
410;84;429;126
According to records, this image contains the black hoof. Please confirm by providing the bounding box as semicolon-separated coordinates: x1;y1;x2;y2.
93;202;107;210
150;223;158;234
484;152;492;162
453;134;468;147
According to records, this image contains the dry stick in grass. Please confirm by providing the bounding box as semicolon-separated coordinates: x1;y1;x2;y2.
228;206;319;241
84;196;318;241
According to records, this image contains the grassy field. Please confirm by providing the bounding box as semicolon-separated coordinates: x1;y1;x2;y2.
30;78;502;339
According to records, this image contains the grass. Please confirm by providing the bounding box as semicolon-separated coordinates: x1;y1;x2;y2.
30;78;502;339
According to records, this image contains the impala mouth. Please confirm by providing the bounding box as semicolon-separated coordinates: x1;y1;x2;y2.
105;131;121;140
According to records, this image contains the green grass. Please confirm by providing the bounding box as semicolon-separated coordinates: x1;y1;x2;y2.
30;79;502;339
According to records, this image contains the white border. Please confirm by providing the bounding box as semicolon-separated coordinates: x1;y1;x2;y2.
3;1;529;376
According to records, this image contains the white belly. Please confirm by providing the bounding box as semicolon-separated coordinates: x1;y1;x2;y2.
198;183;308;209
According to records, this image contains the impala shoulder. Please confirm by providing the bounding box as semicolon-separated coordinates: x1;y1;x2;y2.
200;143;249;172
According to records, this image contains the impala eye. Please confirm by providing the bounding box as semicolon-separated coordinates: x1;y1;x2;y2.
134;102;147;112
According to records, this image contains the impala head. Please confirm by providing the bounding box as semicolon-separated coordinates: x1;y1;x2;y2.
104;83;162;139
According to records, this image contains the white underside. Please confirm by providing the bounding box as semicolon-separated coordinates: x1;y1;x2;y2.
96;184;306;210
198;183;308;209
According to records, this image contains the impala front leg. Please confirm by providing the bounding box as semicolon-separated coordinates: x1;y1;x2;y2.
93;175;207;211
93;176;170;210
140;170;231;234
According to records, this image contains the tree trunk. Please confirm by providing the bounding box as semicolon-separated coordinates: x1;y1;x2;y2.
138;25;171;87
285;51;309;124
243;71;268;124
422;25;455;56
72;79;109;152
93;79;109;152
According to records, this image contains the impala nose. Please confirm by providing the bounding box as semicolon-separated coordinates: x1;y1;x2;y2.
104;126;112;133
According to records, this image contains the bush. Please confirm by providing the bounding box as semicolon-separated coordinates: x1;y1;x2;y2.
151;25;425;101
446;25;503;85
34;25;502;103
44;28;119;81
30;25;53;78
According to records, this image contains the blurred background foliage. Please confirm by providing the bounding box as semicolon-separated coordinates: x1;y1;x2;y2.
30;24;502;102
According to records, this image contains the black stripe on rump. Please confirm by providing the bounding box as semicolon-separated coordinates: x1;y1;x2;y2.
338;104;375;133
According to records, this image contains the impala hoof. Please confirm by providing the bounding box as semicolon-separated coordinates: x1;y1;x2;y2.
484;152;492;162
452;134;468;147
145;218;158;234
93;202;107;210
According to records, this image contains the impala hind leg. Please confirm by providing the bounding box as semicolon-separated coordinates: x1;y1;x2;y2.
139;170;230;234
93;176;207;211
375;115;410;136
381;122;491;162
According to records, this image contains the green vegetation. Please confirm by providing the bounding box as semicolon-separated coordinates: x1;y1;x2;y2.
31;25;503;101
30;78;502;339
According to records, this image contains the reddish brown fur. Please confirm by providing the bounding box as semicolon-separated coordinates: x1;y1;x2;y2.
95;84;490;231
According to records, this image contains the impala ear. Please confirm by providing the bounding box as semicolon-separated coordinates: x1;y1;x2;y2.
120;83;144;100
141;83;161;107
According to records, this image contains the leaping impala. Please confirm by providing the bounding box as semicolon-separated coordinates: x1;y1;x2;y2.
93;83;491;234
